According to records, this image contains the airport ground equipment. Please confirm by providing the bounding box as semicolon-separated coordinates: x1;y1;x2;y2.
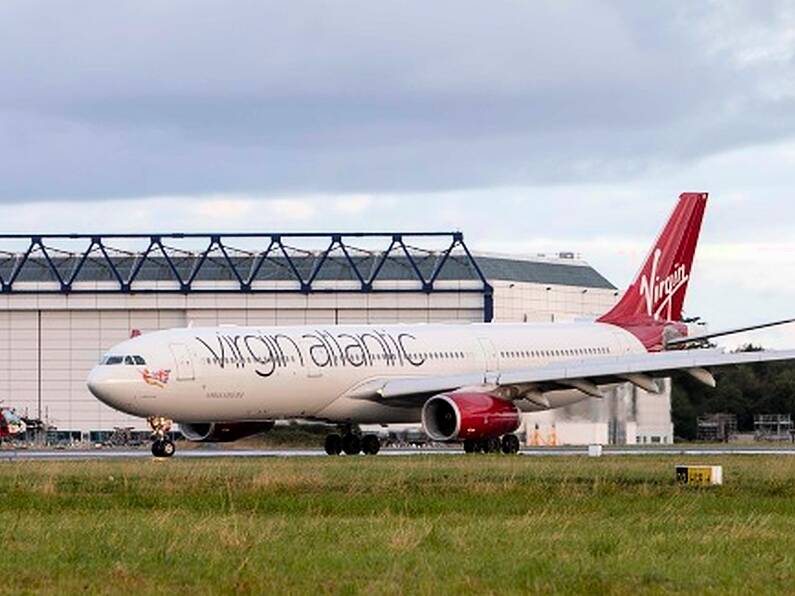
754;415;793;442
697;414;738;443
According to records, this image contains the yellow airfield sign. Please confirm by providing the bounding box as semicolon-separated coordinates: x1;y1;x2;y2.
676;465;724;486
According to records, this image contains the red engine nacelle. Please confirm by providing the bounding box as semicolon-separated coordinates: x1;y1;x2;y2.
422;393;520;442
179;421;275;443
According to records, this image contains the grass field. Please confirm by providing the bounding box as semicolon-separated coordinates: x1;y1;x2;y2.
2;455;795;594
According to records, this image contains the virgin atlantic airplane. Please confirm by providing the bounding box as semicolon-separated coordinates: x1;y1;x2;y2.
87;193;795;457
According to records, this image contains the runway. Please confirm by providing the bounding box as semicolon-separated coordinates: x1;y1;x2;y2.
4;444;795;461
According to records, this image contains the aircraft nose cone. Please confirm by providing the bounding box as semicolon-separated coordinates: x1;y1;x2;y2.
87;367;112;405
87;366;133;410
87;366;144;417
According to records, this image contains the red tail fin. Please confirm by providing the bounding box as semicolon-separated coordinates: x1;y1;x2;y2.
599;193;708;325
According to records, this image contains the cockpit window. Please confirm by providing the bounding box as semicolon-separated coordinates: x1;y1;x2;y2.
124;356;135;365
105;356;124;365
133;356;146;365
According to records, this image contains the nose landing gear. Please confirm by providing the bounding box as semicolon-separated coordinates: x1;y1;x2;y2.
148;416;175;458
152;439;176;458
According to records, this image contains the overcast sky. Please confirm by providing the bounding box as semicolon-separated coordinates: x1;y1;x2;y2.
2;1;795;346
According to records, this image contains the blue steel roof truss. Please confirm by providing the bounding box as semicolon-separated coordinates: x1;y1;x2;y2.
0;233;495;320
0;232;491;290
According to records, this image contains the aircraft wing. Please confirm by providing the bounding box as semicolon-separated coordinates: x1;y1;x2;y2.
350;348;795;405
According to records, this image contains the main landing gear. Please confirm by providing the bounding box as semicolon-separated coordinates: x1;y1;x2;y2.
324;432;381;456
148;416;176;459
463;434;521;455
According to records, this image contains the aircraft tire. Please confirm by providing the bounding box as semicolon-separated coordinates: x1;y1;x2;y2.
342;434;361;456
325;434;343;456
151;440;164;457
162;440;176;458
463;439;478;454
501;434;520;455
361;434;381;455
482;437;501;454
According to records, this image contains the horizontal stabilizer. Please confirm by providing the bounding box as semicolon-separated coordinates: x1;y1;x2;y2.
667;318;795;348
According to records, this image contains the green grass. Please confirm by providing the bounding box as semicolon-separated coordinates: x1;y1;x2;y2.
2;456;795;594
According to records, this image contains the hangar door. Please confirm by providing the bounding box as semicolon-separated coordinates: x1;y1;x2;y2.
0;312;39;421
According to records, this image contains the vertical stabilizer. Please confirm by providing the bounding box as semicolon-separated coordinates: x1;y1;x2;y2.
599;193;708;326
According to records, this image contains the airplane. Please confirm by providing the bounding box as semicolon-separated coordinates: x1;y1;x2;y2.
87;193;795;458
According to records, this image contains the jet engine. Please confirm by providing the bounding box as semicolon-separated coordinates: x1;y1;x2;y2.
421;393;520;442
179;421;275;443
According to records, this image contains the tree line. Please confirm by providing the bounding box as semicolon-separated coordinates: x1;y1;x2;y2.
671;345;795;440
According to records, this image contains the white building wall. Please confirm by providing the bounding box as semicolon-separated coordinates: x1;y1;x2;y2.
492;280;618;323
634;379;675;444
0;311;38;424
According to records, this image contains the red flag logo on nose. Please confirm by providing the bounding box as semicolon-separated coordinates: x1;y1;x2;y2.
142;369;171;388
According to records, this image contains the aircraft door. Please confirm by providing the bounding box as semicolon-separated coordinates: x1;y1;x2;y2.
301;337;323;379
170;343;195;381
477;338;499;373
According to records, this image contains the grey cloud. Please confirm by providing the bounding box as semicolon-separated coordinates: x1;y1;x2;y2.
0;0;794;200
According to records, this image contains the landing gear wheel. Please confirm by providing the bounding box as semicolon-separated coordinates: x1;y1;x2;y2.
161;440;176;458
342;434;362;456
325;434;343;456
151;439;174;458
361;434;381;456
481;437;501;454
501;434;520;455
463;439;478;454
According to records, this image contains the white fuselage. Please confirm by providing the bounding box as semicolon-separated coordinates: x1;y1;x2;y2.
87;321;648;425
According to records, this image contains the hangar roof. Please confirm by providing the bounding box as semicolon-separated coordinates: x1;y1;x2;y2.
0;253;614;289
0;232;615;293
475;255;614;289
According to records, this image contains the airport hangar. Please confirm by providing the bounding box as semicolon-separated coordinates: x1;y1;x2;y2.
0;232;674;445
